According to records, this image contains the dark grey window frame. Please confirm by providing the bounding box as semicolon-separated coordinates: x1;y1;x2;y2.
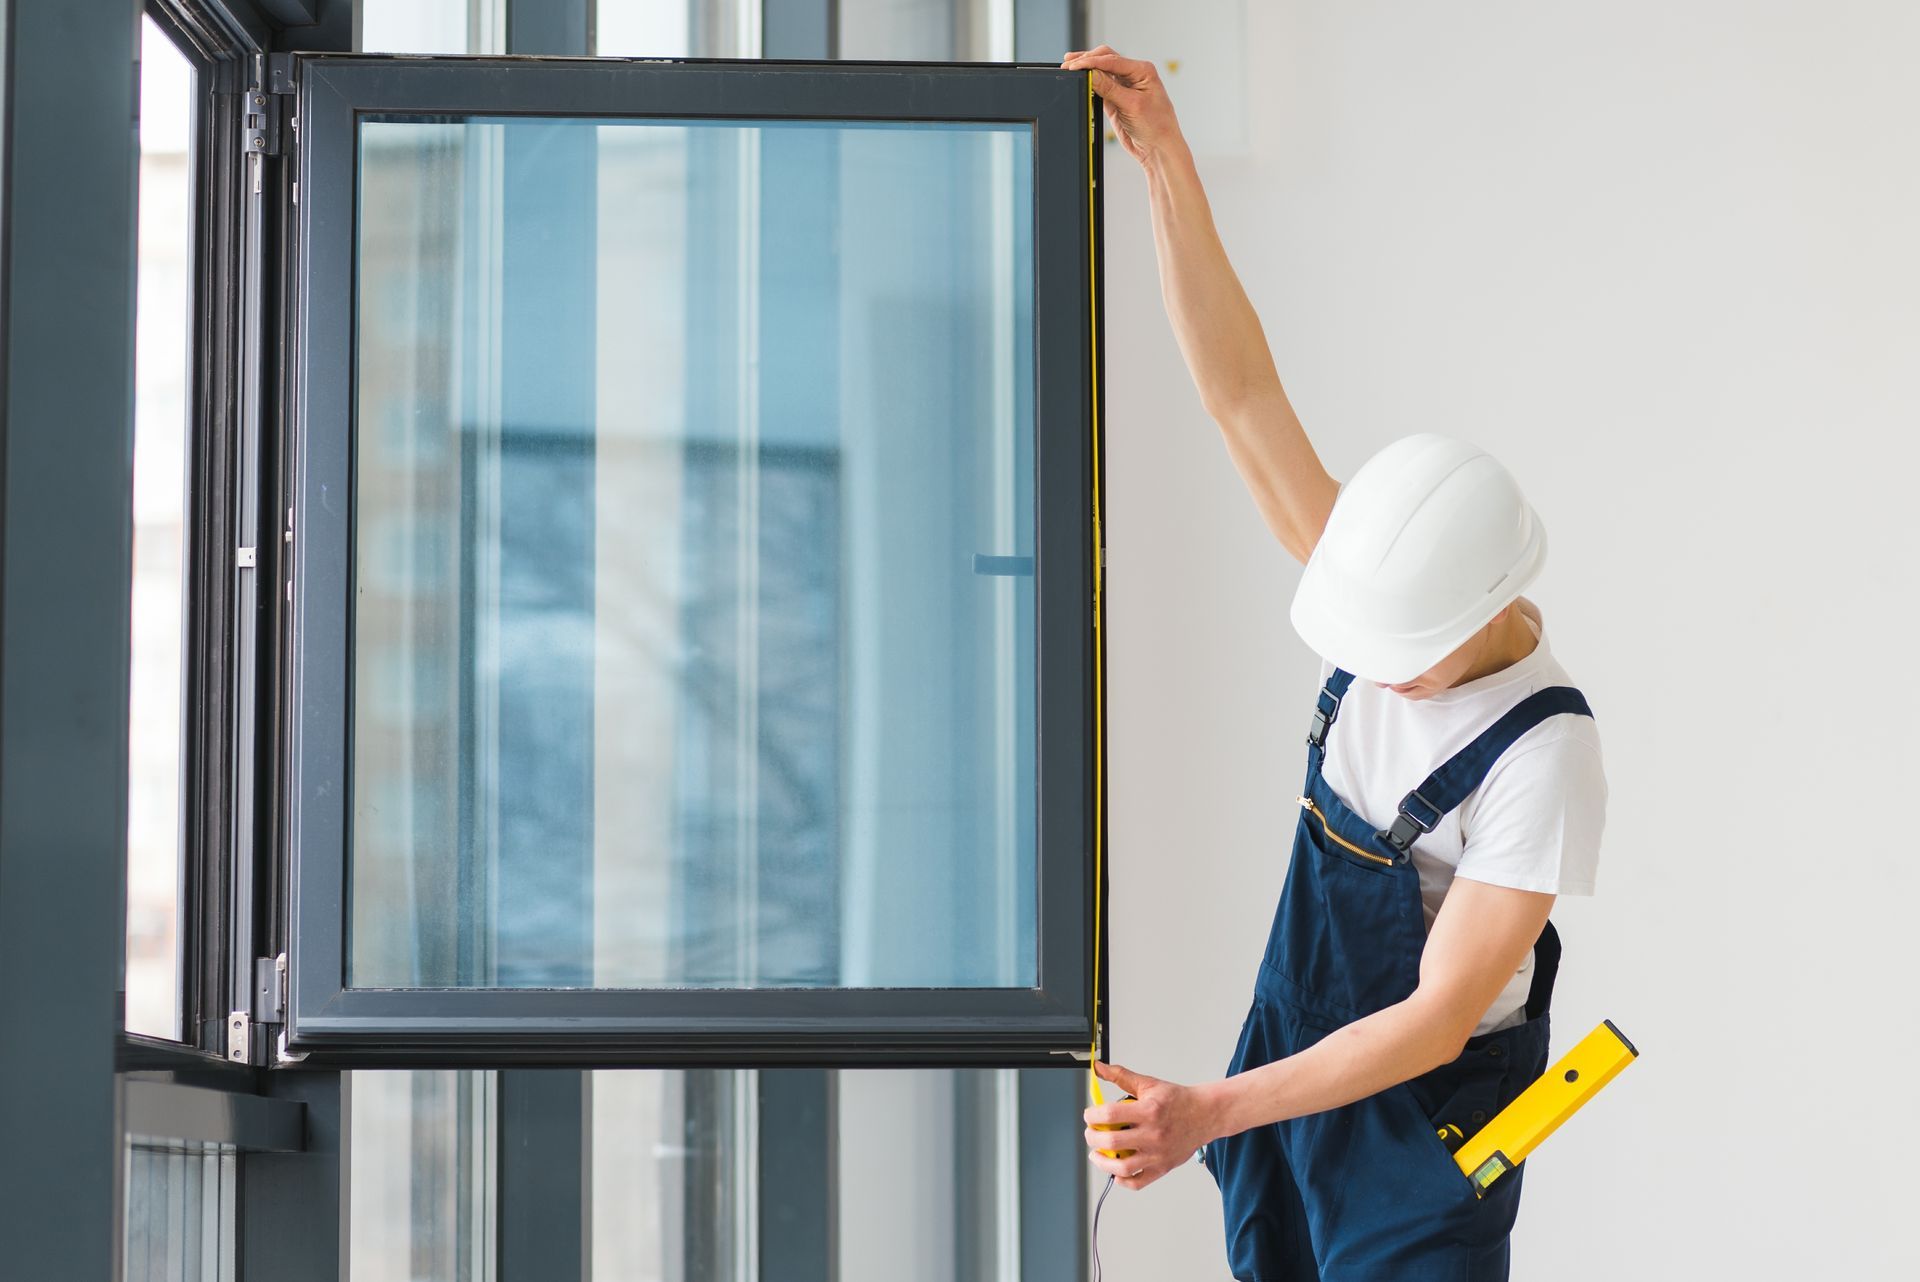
282;55;1107;1067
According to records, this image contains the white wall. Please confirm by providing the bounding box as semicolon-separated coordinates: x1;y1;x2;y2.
1089;2;1920;1277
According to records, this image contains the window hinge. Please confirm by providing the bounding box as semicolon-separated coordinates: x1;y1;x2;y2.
241;88;283;159
242;53;297;160
253;952;287;1024
223;953;291;1067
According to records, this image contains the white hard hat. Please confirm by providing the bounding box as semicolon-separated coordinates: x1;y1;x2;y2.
1289;434;1546;684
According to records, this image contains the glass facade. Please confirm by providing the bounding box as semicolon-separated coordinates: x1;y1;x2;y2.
589;1070;751;1282
350;1072;497;1282
358;0;748;59
596;0;746;57
348;1067;1036;1282
358;0;498;55
122;1141;237;1282
347;114;1039;991
837;0;1011;61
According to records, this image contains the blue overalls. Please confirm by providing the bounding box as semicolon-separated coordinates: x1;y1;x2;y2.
1203;668;1593;1281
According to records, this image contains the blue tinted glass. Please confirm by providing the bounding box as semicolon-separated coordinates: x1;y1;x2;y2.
350;116;1037;989
123;1141;236;1282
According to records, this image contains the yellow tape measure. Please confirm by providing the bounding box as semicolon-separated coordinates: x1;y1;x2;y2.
1086;67;1124;1161
1452;1019;1639;1197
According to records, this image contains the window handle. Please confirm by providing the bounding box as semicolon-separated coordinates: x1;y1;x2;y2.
972;554;1034;577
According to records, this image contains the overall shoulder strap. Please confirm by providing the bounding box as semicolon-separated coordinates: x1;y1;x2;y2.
1379;686;1594;856
1305;668;1357;760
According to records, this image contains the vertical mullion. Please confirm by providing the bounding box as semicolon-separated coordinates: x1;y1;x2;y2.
953;1072;994;1282
756;1071;833;1282
0;0;139;1276
497;1071;590;1282
762;0;832;60
1015;0;1079;61
1017;1068;1088;1281
490;11;594;1276
239;1071;348;1282
505;0;592;57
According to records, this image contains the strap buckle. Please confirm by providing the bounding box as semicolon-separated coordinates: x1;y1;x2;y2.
1306;706;1334;749
1306;686;1344;750
1378;788;1441;859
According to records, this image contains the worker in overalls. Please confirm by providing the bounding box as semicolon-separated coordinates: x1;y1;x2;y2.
1065;48;1608;1280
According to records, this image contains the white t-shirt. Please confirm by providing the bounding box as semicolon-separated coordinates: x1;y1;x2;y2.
1316;599;1607;1034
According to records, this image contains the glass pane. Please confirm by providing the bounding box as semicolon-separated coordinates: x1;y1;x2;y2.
356;0;749;57
591;1070;749;1281
350;1071;497;1282
837;0;1008;61
837;1068;1021;1282
348;115;1038;991
126;14;194;1040
122;1140;236;1282
595;1;746;57
351;1068;1060;1281
358;0;494;55
591;1068;1019;1282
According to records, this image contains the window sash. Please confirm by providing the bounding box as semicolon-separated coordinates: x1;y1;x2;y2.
285;55;1103;1066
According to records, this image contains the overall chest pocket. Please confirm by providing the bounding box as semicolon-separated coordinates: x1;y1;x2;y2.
1298;796;1398;872
1267;808;1427;1022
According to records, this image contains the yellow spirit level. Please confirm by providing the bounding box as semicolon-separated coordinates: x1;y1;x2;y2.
1453;1020;1638;1197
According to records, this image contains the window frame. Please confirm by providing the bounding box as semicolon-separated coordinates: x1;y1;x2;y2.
283;54;1106;1067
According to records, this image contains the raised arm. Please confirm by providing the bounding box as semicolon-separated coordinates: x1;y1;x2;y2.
1064;47;1338;564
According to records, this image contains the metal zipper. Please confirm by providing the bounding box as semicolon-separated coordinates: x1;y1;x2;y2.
1297;796;1396;866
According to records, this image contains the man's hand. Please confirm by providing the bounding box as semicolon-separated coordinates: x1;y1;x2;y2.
1082;1061;1221;1190
1062;47;1186;166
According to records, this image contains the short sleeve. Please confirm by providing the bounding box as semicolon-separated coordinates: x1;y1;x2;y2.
1453;732;1608;897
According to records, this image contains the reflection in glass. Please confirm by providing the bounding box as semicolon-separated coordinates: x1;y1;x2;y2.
595;0;746;57
351;1067;1029;1281
358;0;492;55
349;115;1037;991
837;0;1009;61
122;1141;236;1282
838;1068;1023;1282
350;1071;497;1282
125;14;194;1039
591;1070;750;1281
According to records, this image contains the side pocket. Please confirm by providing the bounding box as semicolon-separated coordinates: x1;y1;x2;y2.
1407;1047;1509;1152
1391;1083;1484;1208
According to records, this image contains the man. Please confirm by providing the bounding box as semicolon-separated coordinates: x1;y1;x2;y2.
1065;47;1608;1280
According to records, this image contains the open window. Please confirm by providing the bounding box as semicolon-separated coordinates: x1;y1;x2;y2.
280;56;1105;1065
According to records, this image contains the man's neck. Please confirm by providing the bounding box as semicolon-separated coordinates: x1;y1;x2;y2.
1456;607;1540;686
